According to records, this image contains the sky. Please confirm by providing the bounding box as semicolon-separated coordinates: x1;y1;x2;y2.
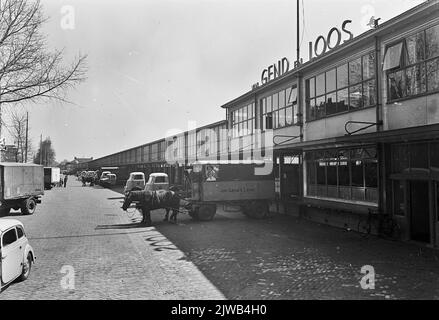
12;0;426;162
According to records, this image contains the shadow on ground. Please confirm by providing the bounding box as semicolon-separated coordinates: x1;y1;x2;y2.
108;187;439;299
153;212;439;300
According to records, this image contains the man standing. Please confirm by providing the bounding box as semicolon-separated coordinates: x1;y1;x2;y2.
64;174;68;188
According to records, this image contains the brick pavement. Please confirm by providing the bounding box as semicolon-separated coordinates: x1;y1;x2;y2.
2;177;439;299
142;201;439;300
0;178;224;300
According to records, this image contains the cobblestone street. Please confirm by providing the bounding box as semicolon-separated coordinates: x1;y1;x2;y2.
1;178;439;300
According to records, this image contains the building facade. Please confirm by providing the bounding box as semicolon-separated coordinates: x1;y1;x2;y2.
89;1;439;247
220;1;439;247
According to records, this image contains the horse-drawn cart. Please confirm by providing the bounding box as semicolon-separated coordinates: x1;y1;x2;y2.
121;161;275;225
181;160;275;221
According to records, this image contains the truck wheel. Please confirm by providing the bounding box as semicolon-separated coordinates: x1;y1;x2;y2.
247;201;268;219
197;205;216;221
21;198;36;215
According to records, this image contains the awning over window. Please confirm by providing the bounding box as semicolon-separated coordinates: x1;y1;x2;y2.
383;42;404;71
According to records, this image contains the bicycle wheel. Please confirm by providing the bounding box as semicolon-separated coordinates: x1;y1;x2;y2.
357;218;372;237
379;216;401;240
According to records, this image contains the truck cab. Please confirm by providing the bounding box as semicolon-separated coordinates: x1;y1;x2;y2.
145;173;169;192
124;172;145;194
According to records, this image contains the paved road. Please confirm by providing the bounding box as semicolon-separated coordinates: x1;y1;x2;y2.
0;178;224;300
1;177;439;299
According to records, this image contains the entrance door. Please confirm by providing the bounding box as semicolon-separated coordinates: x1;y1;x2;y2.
435;182;439;247
281;164;301;200
409;181;431;243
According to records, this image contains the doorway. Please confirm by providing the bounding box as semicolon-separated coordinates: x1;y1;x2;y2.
280;155;301;200
409;180;430;243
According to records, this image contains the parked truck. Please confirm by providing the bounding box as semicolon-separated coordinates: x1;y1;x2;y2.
0;163;44;216
44;167;61;189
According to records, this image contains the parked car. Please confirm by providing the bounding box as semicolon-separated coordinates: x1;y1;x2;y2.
124;172;145;194
0;219;36;289
145;173;169;192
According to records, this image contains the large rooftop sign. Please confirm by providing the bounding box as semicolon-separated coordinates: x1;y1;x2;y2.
309;20;354;60
260;57;290;85
255;20;354;89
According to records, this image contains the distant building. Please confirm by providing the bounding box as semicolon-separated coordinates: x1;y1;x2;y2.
66;157;93;173
1;145;19;162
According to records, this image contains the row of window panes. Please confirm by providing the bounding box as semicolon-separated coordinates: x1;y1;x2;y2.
391;141;439;173
307;51;376;99
261;86;297;114
385;24;439;101
232;103;255;137
306;53;376;120
262;105;297;130
307;79;376;120
261;86;297;130
306;147;378;203
232;119;255;137
232;103;255;124
384;24;439;71
387;57;439;100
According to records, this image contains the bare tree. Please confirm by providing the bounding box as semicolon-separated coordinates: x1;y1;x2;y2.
5;107;32;162
0;0;87;134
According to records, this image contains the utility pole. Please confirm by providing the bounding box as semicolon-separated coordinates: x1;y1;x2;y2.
25;112;28;163
297;0;300;64
39;134;42;165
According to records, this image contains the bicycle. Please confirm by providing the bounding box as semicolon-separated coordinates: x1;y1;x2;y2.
357;209;401;240
357;209;375;237
378;214;402;240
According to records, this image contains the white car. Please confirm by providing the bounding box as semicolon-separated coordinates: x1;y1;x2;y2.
0;219;35;289
145;173;169;192
124;172;146;194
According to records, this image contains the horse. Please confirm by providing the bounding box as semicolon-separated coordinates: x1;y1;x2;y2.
121;189;190;226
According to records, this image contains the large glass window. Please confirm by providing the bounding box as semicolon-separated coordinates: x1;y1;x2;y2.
386;24;439;102
261;85;297;130
305;51;376;121
391;141;439;173
231;102;255;138
306;146;378;203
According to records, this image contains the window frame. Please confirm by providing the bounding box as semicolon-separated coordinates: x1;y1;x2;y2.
261;85;298;131
305;146;378;203
1;227;18;248
231;102;255;138
305;51;377;122
385;24;439;103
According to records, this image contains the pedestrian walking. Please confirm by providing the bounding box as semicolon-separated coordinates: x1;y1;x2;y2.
64;174;68;187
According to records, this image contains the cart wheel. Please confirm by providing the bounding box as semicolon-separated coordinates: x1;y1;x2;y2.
197;205;216;221
247;201;268;219
21;198;36;215
188;206;199;220
0;207;11;216
241;203;252;217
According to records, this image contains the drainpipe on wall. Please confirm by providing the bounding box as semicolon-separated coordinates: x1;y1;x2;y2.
375;35;385;216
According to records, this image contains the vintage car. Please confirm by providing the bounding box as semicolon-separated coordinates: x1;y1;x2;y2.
0;219;36;289
124;172;146;194
145;173;169;192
